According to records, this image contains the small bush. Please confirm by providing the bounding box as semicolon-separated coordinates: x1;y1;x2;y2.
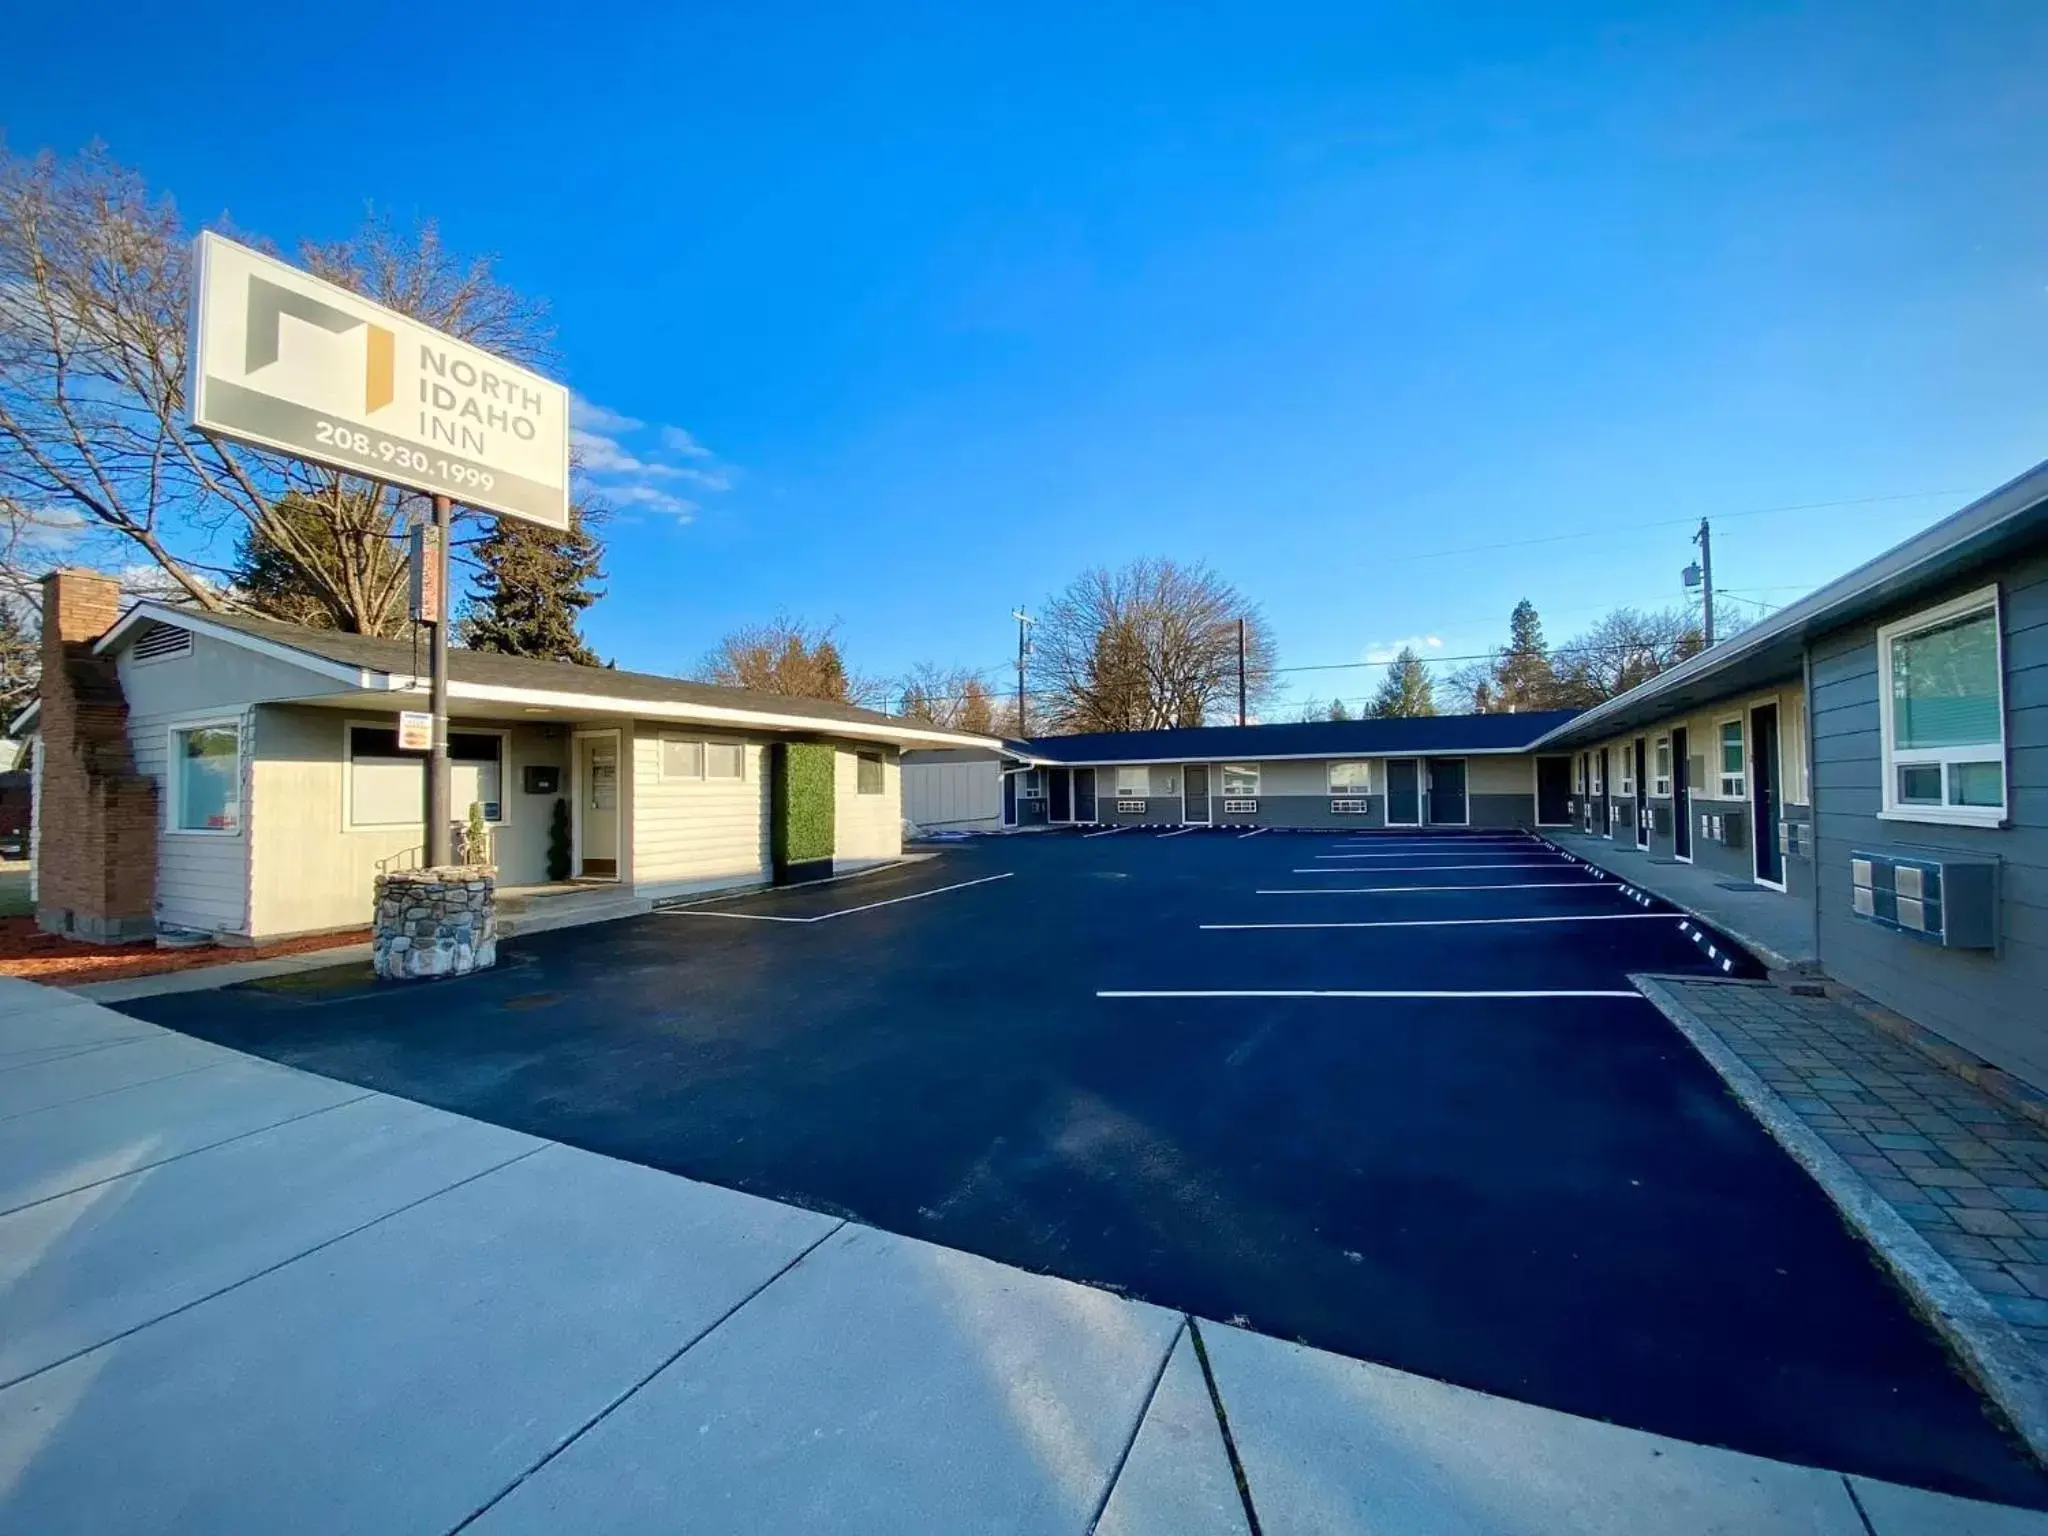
547;797;572;881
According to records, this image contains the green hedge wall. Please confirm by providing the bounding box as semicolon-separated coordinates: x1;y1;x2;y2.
772;741;837;880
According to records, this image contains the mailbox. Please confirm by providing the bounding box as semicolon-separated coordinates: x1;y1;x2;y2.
1849;851;1998;950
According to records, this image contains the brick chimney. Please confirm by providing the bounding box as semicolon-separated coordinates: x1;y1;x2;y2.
35;570;158;943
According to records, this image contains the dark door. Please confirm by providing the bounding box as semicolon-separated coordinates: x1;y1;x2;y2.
1048;767;1073;823
1751;703;1783;885
1597;748;1612;839
1580;755;1593;831
1634;738;1649;850
1535;756;1571;825
1183;764;1211;823
1003;772;1017;827
1426;758;1468;825
1386;759;1421;824
1074;767;1097;823
1672;726;1692;860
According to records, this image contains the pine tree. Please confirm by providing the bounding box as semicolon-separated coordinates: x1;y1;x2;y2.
1494;598;1559;710
231;492;410;634
1327;698;1352;721
1370;646;1437;717
459;510;605;665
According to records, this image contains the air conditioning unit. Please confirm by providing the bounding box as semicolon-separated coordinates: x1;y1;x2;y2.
1780;820;1812;859
1115;800;1146;813
1222;799;1258;815
1851;852;1997;949
1330;798;1369;814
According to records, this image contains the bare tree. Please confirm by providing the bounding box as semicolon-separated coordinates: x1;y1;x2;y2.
1550;604;1748;704
0;142;557;634
1035;559;1276;732
897;662;996;732
698;615;880;705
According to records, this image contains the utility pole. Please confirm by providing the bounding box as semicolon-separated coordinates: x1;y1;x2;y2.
1236;617;1248;726
426;493;454;866
1011;608;1033;738
1695;518;1715;648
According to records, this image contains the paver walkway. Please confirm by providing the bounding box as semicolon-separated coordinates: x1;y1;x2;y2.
1657;977;2048;1359
2;974;2042;1532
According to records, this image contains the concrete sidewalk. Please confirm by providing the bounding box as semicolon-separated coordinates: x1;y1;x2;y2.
1544;829;1818;970
0;976;2038;1533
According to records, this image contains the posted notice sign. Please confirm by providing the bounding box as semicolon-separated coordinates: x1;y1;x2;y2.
397;712;435;752
188;232;571;531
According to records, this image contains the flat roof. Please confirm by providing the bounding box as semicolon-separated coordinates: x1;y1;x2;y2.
1012;710;1581;766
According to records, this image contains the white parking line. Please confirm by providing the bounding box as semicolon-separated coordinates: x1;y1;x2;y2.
1200;913;1680;931
666;872;1014;923
1097;988;1644;1000
1157;828;1195;839
1313;851;1567;860
1287;863;1570;874
1236;827;1268;839
1083;826;1128;839
1254;881;1609;895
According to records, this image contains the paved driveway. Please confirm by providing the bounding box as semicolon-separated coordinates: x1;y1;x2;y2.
123;829;2048;1506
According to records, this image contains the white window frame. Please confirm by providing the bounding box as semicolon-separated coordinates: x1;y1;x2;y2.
166;714;245;837
1221;763;1260;797
1019;768;1046;798
1114;766;1150;798
1878;584;2008;828
1590;752;1603;795
1326;760;1373;795
1715;716;1746;801
1652;735;1672;797
1618;746;1634;795
658;735;748;784
1788;698;1811;805
855;749;885;795
344;719;510;832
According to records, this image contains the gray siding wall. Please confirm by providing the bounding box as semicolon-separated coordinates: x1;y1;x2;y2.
1050;756;1536;829
1812;552;2048;1086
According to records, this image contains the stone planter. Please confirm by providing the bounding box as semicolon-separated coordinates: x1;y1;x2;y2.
372;866;497;981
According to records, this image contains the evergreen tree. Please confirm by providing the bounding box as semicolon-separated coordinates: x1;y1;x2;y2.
1494;598;1559;709
1327;697;1352;721
459;510;606;665
1370;646;1437;718
231;492;409;634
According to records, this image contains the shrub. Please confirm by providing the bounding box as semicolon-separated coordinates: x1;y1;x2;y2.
547;796;572;881
772;742;836;880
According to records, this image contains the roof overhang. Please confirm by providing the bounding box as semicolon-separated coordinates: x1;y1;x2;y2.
94;602;1004;753
1003;744;1542;769
1534;457;2048;750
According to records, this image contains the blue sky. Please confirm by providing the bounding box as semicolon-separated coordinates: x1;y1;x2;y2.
8;1;2048;715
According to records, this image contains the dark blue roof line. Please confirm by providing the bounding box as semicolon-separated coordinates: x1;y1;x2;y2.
1016;710;1581;765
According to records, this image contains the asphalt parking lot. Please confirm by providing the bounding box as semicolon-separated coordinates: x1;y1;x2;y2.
122;828;2048;1506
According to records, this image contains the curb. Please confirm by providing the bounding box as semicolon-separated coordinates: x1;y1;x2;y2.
1632;972;2048;1467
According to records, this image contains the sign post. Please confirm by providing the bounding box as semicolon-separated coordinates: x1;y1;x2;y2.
187;231;571;871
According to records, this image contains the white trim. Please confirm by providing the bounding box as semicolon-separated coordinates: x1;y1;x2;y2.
1424;757;1471;828
1014;742;1549;769
164;711;248;837
1384;758;1422;826
1651;734;1672;798
1326;759;1375;796
570;727;625;883
656;733;749;785
1714;715;1748;802
343;717;510;831
1671;725;1694;864
1875;583;2008;829
1181;764;1213;826
97;603;382;688
1219;762;1261;799
1748;698;1788;891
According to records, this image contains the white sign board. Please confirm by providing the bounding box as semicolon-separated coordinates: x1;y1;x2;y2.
188;231;570;531
397;711;435;752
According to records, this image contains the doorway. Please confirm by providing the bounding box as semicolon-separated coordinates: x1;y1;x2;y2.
572;730;622;881
1751;703;1784;889
1048;768;1073;824
1535;756;1571;826
1425;758;1468;826
1386;760;1421;825
1003;772;1017;827
1595;748;1611;840
1183;764;1212;825
1633;737;1649;851
1074;767;1097;823
1672;726;1692;863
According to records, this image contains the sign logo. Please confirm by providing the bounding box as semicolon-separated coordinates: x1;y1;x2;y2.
244;274;395;414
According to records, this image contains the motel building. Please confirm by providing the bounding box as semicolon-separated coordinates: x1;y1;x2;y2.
15;571;1000;948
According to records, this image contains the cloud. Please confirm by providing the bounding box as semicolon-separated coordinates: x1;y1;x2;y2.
570;395;643;435
1364;635;1443;664
658;425;714;459
565;402;735;523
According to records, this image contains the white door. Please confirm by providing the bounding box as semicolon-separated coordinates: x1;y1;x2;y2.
573;731;622;880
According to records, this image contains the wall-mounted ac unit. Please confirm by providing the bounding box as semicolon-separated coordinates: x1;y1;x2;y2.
1780;820;1812;859
1851;852;1997;949
1330;798;1369;814
1222;799;1258;814
1115;800;1146;813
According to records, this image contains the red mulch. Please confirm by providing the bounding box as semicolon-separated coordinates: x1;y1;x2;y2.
0;918;370;985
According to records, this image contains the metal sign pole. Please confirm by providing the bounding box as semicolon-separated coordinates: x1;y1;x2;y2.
427;493;454;866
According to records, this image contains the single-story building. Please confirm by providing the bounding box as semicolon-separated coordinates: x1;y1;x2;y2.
1534;457;2048;1088
900;747;1007;833
19;571;1000;945
995;711;1583;830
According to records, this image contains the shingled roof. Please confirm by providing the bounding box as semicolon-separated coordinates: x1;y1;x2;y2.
1014;709;1582;765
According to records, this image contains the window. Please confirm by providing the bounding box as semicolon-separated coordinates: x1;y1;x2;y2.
1591;753;1603;794
1019;769;1045;798
660;738;746;782
1327;761;1372;794
1574;756;1585;794
1788;699;1811;804
1618;748;1634;795
856;750;884;795
171;721;240;833
1717;719;1745;799
348;725;503;828
1880;587;2006;824
1221;763;1260;796
1653;737;1672;797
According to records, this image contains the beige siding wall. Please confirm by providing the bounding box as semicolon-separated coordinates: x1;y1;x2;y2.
1590;681;1810;808
1467;755;1533;794
836;746;902;865
247;708;565;939
630;726;769;899
117;634;354;939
